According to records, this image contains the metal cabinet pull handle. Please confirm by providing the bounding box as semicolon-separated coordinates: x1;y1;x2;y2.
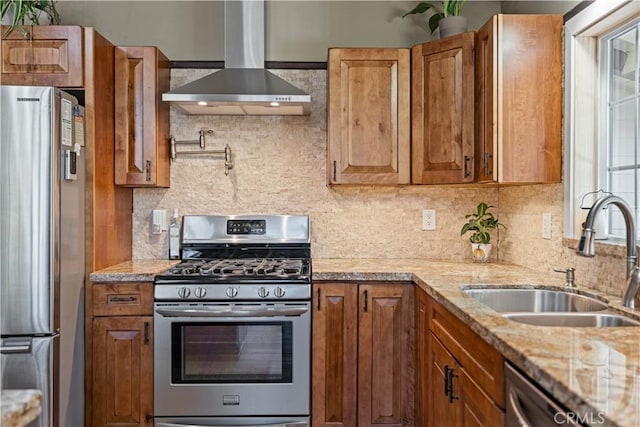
332;160;337;182
145;160;152;181
448;369;459;403
363;289;368;312
464;156;470;178
109;296;137;303
444;365;451;396
317;288;321;311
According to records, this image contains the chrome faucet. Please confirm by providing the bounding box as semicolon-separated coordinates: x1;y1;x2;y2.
577;194;640;309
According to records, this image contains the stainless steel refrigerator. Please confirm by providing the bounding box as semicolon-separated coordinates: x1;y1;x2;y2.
1;85;85;427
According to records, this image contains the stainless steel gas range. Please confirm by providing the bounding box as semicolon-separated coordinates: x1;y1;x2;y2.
153;215;311;427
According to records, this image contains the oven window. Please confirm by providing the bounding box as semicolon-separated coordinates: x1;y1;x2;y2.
171;322;293;383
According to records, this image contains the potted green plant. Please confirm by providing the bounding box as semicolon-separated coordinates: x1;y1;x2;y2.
460;202;505;262
402;0;468;39
1;0;60;37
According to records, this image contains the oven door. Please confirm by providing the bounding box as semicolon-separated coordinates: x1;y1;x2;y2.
154;301;310;418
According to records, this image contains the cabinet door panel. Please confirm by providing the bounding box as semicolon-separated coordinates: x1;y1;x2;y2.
430;299;504;407
475;14;562;183
412;32;475;184
312;283;358;427
460;370;504;427
497;14;562;183
92;317;153;427
415;288;430;426
359;284;414;426
115;46;170;187
429;335;460;427
328;48;410;185
0;25;83;87
475;19;496;182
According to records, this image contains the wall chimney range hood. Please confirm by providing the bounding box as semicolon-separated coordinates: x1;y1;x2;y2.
162;0;311;115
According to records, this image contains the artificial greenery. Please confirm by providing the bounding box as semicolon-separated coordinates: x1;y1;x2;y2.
402;0;466;34
1;0;60;37
460;202;505;244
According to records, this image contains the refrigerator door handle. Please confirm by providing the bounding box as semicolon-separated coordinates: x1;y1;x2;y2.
1;338;32;354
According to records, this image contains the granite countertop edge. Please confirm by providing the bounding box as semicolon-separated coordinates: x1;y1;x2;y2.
91;258;640;427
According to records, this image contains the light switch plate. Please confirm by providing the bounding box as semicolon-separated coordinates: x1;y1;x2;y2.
153;209;167;234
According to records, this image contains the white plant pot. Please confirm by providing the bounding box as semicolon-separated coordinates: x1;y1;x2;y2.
439;16;468;39
471;243;492;263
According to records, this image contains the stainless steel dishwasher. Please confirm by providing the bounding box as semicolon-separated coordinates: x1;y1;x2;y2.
505;363;584;426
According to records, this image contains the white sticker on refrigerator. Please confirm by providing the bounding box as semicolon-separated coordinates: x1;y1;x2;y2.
61;98;73;146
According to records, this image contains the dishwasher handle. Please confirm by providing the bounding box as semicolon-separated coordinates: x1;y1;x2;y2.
508;390;533;427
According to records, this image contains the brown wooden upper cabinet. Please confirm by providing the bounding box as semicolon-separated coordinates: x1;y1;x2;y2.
115;46;170;187
327;48;411;185
475;14;563;184
411;32;475;184
0;25;83;87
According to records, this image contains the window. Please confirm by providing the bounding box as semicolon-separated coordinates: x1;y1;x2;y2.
565;0;640;244
599;20;639;238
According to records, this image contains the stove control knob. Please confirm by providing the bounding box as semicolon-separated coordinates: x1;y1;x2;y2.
226;286;239;298
258;287;270;298
194;287;207;299
274;286;286;298
177;287;191;299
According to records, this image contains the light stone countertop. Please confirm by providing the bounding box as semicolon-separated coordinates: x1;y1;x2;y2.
91;258;640;427
1;390;42;427
89;259;179;282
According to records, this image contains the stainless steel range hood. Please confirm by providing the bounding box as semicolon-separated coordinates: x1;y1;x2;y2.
162;0;311;115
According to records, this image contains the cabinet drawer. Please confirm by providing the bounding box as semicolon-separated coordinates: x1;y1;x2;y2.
430;299;504;407
92;283;153;316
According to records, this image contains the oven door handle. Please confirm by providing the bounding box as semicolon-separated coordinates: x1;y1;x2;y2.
156;422;308;427
155;306;309;318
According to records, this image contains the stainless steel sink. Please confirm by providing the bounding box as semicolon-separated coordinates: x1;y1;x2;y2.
462;288;608;313
503;312;640;327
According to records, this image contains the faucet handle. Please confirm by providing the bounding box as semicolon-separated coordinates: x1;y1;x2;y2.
554;267;576;287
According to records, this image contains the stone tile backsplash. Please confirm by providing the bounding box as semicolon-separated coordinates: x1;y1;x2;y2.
133;69;627;296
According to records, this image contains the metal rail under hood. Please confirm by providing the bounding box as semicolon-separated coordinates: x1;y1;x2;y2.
162;0;311;115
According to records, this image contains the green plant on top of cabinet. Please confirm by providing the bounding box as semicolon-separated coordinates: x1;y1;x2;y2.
475;14;563;184
115;45;170;187
411;31;475;184
327;48;411;185
312;282;415;426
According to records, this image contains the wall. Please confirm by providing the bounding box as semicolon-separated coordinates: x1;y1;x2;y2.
133;69;498;261
81;0;624;295
56;1;505;61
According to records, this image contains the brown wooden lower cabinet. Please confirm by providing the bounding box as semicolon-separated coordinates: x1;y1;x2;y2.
91;283;153;427
312;282;415;427
415;287;505;427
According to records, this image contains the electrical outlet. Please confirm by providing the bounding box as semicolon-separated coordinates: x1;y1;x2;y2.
422;209;436;231
542;213;552;239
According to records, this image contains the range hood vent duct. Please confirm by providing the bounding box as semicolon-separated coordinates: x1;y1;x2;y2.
162;0;311;116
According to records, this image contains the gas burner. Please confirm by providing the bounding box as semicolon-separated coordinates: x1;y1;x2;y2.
160;258;310;282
